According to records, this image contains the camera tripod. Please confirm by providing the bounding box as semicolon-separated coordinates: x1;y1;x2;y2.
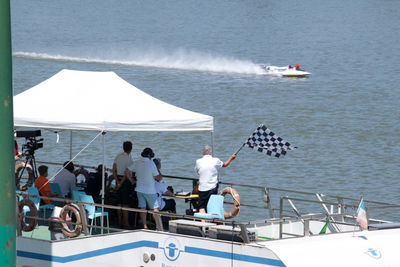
16;152;38;189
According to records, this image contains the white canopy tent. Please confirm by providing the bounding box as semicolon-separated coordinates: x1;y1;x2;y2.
14;69;213;132
14;69;214;232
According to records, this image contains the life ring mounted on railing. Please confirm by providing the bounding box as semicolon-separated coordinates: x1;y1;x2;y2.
18;199;38;232
219;187;241;219
59;203;83;238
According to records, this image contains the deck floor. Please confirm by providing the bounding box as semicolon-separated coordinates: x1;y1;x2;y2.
21;225;86;240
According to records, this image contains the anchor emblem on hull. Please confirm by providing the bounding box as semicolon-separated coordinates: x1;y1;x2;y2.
162;237;183;261
166;243;178;258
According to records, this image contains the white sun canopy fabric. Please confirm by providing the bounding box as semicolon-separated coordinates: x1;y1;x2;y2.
13;69;213;132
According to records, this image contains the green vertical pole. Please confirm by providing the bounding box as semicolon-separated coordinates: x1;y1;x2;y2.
0;0;16;266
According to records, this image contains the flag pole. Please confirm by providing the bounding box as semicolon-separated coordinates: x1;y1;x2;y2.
235;143;245;155
352;197;363;236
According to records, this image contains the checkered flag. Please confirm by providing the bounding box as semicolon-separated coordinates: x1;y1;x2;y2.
243;124;296;157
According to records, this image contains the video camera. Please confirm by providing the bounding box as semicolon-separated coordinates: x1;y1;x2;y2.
16;130;41;138
16;130;44;156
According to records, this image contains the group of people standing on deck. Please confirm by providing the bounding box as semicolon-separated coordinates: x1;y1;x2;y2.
113;141;236;230
112;141;175;230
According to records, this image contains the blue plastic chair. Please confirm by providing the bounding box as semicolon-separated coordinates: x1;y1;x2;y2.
49;183;62;196
194;194;225;220
16;190;23;202
21;187;39;215
48;183;64;206
27;186;54;218
71;186;85;192
80;194;109;234
71;189;86;202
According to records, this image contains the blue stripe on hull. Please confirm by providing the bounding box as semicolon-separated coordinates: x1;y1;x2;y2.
185;246;285;266
18;240;285;266
18;240;159;263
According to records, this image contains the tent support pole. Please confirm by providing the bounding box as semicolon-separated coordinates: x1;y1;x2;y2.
101;131;106;234
211;131;214;156
69;130;73;160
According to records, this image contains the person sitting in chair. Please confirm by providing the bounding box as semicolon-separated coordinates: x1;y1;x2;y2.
35;165;58;205
53;161;77;198
86;164;108;203
153;158;176;213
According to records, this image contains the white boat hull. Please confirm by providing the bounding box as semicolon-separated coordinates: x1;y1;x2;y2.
261;65;311;77
17;227;400;267
17;230;284;267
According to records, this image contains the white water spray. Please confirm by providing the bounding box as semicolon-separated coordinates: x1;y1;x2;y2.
13;49;267;75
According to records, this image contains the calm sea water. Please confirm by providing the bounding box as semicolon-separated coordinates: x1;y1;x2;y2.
10;0;400;221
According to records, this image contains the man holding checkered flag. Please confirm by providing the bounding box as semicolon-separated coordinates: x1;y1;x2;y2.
237;124;296;157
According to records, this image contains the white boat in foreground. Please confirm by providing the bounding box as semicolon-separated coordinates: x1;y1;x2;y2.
18;224;400;267
261;65;311;77
16;181;400;267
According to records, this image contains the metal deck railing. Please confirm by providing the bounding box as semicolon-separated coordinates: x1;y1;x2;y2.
16;164;400;244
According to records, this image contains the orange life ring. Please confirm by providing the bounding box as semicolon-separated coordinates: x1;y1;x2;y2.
219;187;241;219
18;199;38;232
59;204;82;238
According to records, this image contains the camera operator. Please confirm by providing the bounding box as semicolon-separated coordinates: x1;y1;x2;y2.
15;129;44;188
14;130;34;190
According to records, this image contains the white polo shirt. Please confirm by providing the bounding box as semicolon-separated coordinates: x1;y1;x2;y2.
131;157;159;194
195;155;223;191
113;152;133;176
155;180;167;210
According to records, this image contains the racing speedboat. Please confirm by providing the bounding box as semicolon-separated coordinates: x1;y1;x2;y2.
261;64;311;77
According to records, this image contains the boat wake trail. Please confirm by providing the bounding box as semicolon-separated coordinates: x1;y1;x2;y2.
13;50;266;75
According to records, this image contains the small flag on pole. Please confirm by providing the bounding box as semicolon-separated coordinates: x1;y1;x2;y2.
262;187;270;203
319;218;330;234
356;198;368;231
244;124;296;157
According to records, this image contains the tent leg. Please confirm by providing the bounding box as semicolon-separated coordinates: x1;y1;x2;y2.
101;131;106;234
211;131;214;156
69;130;73;160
